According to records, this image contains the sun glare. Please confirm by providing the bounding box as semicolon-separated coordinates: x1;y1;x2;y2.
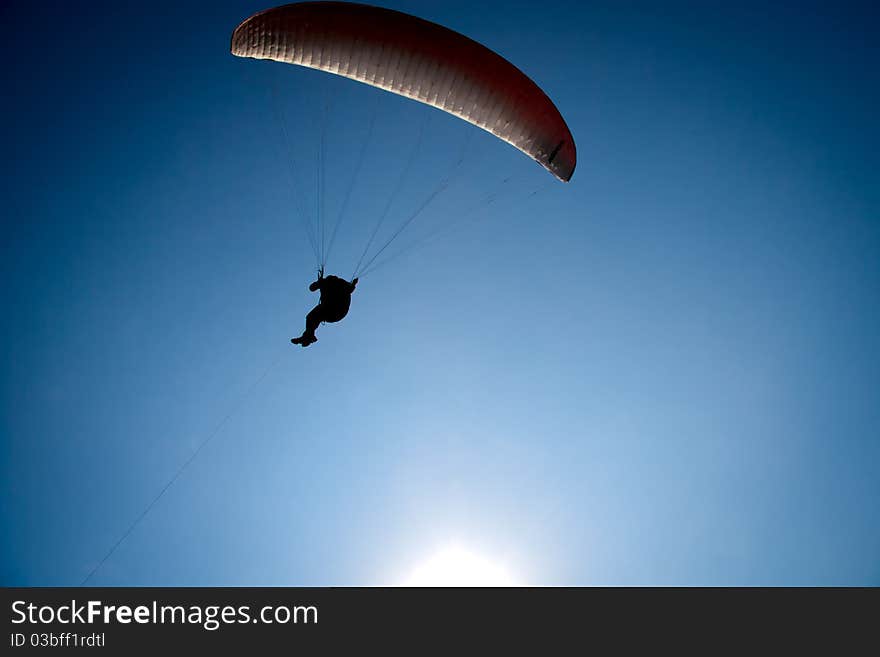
402;545;518;586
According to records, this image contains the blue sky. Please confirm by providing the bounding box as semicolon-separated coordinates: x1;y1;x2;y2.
2;0;878;585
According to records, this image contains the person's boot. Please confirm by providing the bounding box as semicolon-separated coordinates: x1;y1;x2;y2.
291;333;317;347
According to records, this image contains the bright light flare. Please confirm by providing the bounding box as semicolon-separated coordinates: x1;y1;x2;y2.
402;545;518;586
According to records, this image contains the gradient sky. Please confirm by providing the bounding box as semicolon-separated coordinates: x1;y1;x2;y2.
2;0;878;586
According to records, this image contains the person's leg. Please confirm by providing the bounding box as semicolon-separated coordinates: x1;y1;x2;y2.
304;305;323;337
292;305;323;345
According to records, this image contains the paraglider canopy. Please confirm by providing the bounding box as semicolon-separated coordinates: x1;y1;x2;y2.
231;1;576;181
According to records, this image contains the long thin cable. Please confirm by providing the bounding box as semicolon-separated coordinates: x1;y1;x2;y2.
354;127;476;277
355;177;452;278
360;177;552;278
317;79;341;267
268;71;320;269
79;349;287;586
316;109;323;267
323;94;379;270
318;88;328;264
351;111;430;279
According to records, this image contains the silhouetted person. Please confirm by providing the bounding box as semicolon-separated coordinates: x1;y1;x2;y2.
291;273;358;347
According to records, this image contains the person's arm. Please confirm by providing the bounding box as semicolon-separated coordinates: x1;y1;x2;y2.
350;278;358;293
309;268;325;292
